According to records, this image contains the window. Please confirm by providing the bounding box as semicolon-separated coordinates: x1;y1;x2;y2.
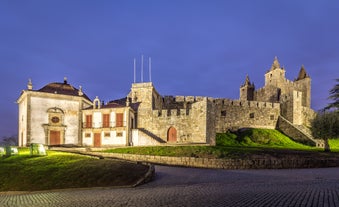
51;116;60;124
85;115;92;128
116;113;123;127
221;110;226;116
102;114;110;128
85;133;91;138
116;132;123;137
104;132;110;137
270;115;275;120
249;113;255;119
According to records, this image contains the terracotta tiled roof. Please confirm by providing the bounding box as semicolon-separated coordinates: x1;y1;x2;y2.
101;101;125;109
37;82;91;101
83;97;139;111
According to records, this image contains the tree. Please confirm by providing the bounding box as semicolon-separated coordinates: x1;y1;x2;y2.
311;79;339;152
0;135;18;146
311;111;339;152
325;78;339;111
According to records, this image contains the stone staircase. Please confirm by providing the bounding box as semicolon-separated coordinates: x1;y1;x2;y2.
138;128;167;144
277;116;324;147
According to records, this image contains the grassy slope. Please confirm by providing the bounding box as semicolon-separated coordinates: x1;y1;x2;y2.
103;128;336;158
0;149;148;191
217;128;314;149
329;139;339;152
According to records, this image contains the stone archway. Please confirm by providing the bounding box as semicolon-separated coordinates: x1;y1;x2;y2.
167;127;177;142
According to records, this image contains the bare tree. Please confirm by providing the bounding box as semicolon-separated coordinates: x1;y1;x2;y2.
0;135;18;146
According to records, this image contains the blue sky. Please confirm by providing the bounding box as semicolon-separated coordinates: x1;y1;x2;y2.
1;0;339;138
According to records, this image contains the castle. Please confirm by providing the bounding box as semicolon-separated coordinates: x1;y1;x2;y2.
17;57;321;147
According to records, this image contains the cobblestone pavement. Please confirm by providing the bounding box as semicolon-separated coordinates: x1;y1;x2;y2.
1;166;339;207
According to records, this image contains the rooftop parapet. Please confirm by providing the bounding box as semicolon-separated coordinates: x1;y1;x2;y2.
175;96;185;102
153;108;190;118
185;96;195;102
132;82;153;88
214;98;280;109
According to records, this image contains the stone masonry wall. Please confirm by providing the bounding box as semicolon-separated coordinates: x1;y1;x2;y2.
149;97;209;144
130;83;213;145
85;151;339;169
302;106;316;128
277;116;316;146
213;99;280;132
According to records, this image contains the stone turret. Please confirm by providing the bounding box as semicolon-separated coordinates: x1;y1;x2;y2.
129;82;162;128
294;65;311;107
269;56;281;71
240;75;255;101
265;57;286;88
296;65;310;81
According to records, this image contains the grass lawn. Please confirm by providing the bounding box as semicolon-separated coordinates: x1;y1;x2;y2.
102;129;339;159
0;149;149;191
329;139;339;152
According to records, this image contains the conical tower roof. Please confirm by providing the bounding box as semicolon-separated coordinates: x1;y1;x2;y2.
269;56;281;71
241;74;254;87
296;65;309;80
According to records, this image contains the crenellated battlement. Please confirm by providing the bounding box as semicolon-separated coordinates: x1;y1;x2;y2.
153;108;190;118
214;98;280;109
162;95;206;103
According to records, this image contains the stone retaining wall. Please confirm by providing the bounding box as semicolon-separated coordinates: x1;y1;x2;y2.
89;152;339;169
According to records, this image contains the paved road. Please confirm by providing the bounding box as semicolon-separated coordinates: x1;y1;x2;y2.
1;166;339;207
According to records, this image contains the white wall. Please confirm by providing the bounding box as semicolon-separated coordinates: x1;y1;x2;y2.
101;131;126;145
82;132;93;146
30;96;80;144
18;97;27;146
93;112;102;128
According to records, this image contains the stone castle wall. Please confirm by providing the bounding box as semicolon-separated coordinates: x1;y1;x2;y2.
85;151;339;169
130;83;212;144
213;99;280;132
149;97;209;143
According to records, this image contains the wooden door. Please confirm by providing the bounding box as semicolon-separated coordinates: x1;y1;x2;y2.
116;113;123;127
103;114;110;128
94;133;101;147
50;130;61;145
86;115;92;128
167;127;177;142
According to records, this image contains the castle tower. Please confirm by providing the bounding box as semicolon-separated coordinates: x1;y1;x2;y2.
240;75;255;101
264;56;286;88
128;82;162;129
294;65;311;107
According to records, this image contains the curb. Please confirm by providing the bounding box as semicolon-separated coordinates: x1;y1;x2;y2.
133;163;155;187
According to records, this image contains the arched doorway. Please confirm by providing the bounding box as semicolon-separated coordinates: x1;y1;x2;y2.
167;127;177;142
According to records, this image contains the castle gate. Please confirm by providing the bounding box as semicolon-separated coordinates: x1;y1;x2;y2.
167;127;177;142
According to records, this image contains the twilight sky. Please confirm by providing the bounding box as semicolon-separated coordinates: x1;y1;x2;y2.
0;0;339;138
